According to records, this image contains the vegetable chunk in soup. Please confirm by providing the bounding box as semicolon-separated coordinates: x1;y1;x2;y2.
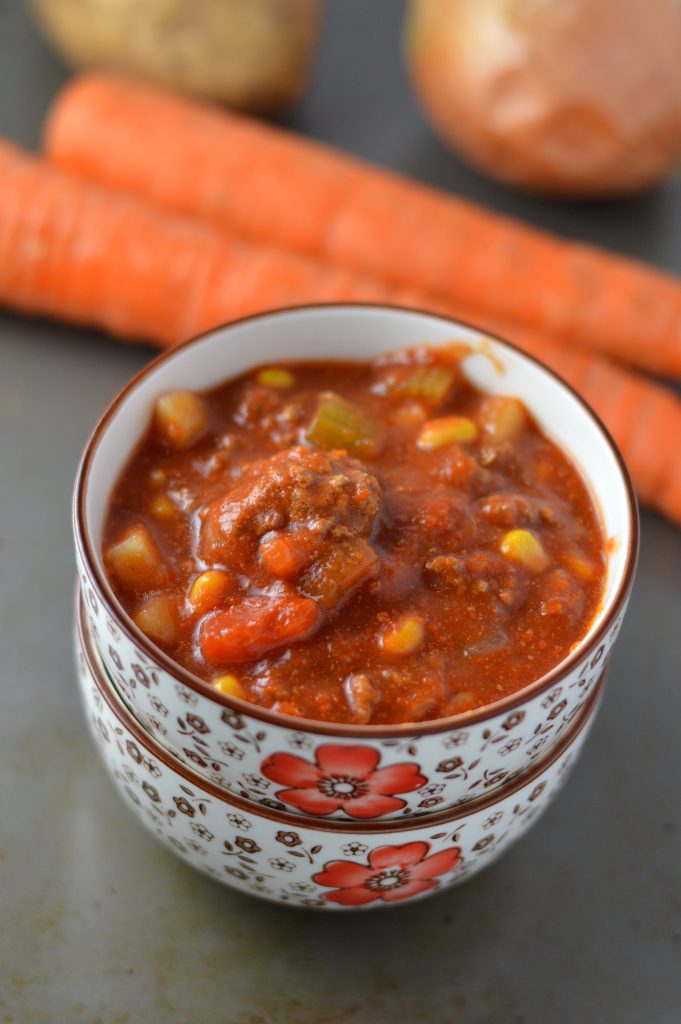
103;346;606;725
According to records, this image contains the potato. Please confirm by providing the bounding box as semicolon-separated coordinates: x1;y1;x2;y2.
31;0;320;113
406;0;681;196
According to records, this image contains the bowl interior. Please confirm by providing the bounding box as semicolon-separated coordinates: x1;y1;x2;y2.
78;304;635;683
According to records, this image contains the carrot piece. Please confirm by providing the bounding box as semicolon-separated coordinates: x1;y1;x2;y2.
259;528;320;577
200;595;321;663
45;73;681;377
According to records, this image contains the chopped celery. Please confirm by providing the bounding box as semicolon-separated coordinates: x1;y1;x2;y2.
306;393;381;456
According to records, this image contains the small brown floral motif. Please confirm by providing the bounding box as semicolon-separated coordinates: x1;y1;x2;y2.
186;713;210;734
269;858;294;872
168;837;187;853
483;812;503;829
218;741;244;761
418;797;443;809
148;716;168;737
143;757;161;778
176;686;198;706
500;738;522;755
125;740;142;764
173;796;195;817
108;645;123;670
341;842;368;857
436;756;463;773
275;831;302;848
501;711;525;731
289;882;314;894
244;773;267;789
142;782;160;803
191;823;214;841
184;749;208;768
131;664;151;689
473;835;495;851
528;782;546;802
148;696;168;717
235;836;261;854
186;840;207;855
547;700;568;720
221;709;245;731
288;733;312;751
442;732;469;748
419;783;445;797
227;814;252;831
95;718;109;744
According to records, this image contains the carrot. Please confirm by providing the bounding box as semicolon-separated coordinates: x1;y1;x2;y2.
44;73;681;378
0;140;419;347
0;140;679;524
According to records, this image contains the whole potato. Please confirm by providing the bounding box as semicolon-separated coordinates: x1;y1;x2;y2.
31;0;320;113
405;0;681;196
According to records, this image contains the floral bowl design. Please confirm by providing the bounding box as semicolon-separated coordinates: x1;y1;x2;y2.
76;592;605;910
73;305;637;821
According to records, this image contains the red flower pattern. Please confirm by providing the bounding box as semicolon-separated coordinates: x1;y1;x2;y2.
314;841;461;906
261;744;426;819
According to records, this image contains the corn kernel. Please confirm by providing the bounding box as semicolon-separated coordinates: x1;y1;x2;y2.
154;391;208;449
417;416;478;450
380;615;425;655
133;593;178;646
213;674;244;699
257;367;295;389
500;529;549;573
188;570;233;614
149;495;176;520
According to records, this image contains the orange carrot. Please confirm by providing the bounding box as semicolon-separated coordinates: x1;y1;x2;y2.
0;140;420;347
0;140;679;524
44;73;681;378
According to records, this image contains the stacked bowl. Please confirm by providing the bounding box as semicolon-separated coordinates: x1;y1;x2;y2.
73;305;638;910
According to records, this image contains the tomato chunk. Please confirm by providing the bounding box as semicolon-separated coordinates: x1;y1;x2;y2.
200;595;321;663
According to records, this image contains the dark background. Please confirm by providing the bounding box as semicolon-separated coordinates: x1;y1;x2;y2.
1;2;679;1021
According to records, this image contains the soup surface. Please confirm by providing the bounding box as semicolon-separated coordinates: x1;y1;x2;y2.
103;345;606;725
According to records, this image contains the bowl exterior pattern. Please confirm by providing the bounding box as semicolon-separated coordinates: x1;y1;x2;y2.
75;615;600;910
78;559;623;823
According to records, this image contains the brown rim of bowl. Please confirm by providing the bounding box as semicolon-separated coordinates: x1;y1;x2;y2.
77;589;606;833
74;302;638;739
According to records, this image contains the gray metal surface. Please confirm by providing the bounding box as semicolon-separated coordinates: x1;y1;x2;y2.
0;2;679;1021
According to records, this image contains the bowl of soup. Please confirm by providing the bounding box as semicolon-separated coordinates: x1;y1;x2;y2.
73;304;637;820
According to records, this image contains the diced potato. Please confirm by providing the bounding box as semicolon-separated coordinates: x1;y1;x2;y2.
417;416;478;450
133;593;179;646
380;615;425;655
500;529;549;573
567;554;595;580
212;674;245;699
306;393;381;456
154;391;208;449
257;367;295;389
478;396;527;443
149;494;176;520
187;570;234;614
105;524;170;591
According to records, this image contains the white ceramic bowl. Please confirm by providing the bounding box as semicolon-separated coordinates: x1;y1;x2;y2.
76;592;605;911
74;305;637;821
